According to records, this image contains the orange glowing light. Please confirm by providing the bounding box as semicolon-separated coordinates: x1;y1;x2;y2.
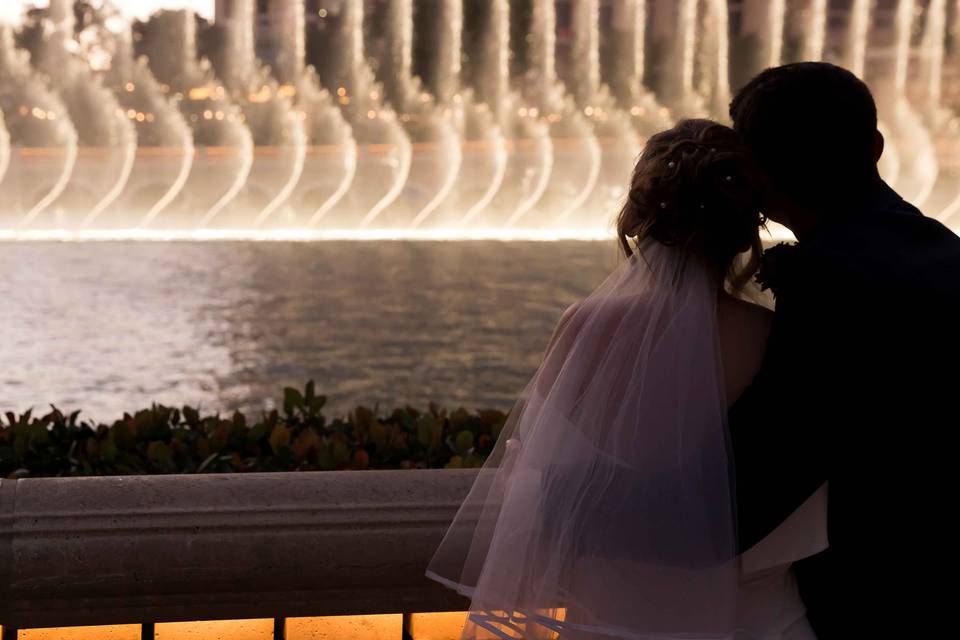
406;612;469;639
188;87;212;101
248;85;273;103
285;614;401;639
154;618;273;640
17;624;140;639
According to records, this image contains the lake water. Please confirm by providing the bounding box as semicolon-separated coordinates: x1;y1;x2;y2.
0;241;619;421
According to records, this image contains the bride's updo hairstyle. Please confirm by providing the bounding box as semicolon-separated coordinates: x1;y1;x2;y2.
617;119;764;289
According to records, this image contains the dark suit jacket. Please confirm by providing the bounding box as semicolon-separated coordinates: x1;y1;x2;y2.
729;182;960;638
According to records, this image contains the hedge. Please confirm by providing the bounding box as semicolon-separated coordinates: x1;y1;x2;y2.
0;381;507;478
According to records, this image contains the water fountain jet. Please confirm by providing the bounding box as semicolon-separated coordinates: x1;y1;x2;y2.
410;0;509;228
263;0;357;227
0;110;9;185
604;0;672;137
0;22;79;227
563;0;641;222
137;8;254;225
22;0;136;227
879;0;939;208
207;0;307;227
0;0;953;235
64;3;196;227
509;0;601;227
460;0;552;226
360;0;463;228
309;0;411;228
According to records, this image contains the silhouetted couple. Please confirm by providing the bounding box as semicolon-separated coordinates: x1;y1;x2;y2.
428;63;960;639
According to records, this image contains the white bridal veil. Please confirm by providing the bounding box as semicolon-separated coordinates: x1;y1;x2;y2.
427;240;739;639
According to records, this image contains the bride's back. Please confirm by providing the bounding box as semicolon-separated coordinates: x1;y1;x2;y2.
719;295;772;407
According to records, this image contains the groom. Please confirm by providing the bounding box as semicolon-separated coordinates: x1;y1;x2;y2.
728;63;960;638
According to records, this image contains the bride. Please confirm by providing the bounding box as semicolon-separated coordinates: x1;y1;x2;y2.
426;120;827;639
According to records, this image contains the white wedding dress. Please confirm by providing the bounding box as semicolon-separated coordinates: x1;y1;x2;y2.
736;483;828;640
426;241;830;639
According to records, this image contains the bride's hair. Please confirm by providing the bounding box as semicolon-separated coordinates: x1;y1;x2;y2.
617;119;765;289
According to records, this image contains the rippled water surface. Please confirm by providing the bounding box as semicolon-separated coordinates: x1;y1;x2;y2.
0;241;618;420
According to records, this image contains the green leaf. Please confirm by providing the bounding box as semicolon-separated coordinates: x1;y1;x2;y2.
28;422;49;447
309;395;326;416
370;420;388;453
13;434;26;458
455;430;474;456
100;435;118;462
317;446;335;471
182;406;199;425
332;440;351;467
449;407;471;429
147;441;173;470
196;452;218;473
283;387;304;416
269;424;291;453
416;414;437;448
247;423;268;444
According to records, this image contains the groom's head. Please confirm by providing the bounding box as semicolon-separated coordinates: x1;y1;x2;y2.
730;63;883;232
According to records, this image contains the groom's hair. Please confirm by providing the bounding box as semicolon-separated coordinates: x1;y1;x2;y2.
730;62;879;208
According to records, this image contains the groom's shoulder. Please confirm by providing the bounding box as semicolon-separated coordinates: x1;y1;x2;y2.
806;203;960;299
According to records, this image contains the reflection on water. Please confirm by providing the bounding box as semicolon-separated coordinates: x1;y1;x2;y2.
0;241;617;420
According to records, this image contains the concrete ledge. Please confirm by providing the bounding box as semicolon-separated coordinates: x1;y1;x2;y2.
0;469;477;629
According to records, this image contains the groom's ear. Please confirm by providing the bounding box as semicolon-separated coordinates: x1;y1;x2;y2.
874;130;885;164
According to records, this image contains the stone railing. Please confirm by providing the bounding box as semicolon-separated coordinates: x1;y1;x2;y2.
0;469;478;639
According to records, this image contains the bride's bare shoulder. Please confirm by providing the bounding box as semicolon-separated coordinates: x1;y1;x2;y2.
718;294;773;330
718;295;773;405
